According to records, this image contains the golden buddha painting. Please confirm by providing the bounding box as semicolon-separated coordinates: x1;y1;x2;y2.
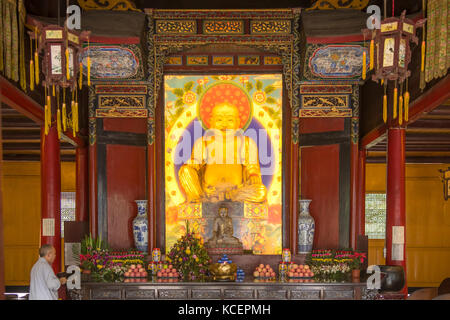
164;74;283;254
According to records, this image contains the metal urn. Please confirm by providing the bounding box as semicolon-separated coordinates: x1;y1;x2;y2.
133;200;148;252
297;199;315;254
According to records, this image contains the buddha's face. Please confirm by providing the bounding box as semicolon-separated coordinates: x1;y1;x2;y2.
210;104;240;132
219;207;228;218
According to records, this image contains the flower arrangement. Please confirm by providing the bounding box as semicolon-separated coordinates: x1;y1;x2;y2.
166;221;211;281
306;249;364;282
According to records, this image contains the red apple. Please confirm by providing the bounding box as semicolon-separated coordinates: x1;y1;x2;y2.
265;264;270;269
124;272;130;277
137;264;142;269
305;265;310;270
142;272;148;277
253;271;260;277
157;271;162;277
299;273;304;277
310;272;314;277
130;264;136;270
288;272;294;277
293;272;299;277
259;264;264;268
271;272;276;277
168;272;173;277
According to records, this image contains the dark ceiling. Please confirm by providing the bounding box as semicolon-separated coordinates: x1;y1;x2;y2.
25;0;423;18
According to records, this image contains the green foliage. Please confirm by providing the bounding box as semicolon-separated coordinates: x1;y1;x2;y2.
256;80;263;91
196;85;203;95
166;221;211;281
81;234;108;255
264;85;276;95
266;97;277;105
246;82;253;92
184;81;194;92
173;88;184;98
175;98;184;108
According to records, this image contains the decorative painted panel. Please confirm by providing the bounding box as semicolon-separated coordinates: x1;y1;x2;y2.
158;289;188;299
212;56;234;66
80;44;144;79
165;56;183;66
203;20;244;34
305;44;369;80
238;56;260;65
264;56;283;65
191;289;222;299
224;289;254;299
186;56;209;66
95;109;148;118
250;20;291;34
98;95;146;109
156;20;197;34
257;289;287;299
300;85;352;94
291;290;321;299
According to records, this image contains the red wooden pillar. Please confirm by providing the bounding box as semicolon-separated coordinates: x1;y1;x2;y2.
290;142;299;254
386;127;407;297
76;146;89;222
356;149;366;239
0;106;5;300
88;139;97;237
147;140;155;254
350;139;359;249
40;126;62;274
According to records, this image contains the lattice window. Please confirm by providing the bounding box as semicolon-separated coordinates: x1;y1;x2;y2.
61;192;76;237
365;193;386;239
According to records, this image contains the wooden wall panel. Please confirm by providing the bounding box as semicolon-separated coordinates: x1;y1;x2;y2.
366;163;450;287
300;144;340;249
105;145;146;249
103;118;147;134
300;118;345;134
2;162;75;285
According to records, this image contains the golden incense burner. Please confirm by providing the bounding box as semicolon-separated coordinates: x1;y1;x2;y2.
209;262;237;281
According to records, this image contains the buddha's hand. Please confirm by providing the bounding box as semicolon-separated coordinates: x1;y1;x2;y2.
248;175;260;185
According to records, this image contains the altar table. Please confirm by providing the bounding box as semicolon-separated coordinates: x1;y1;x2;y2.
71;279;370;300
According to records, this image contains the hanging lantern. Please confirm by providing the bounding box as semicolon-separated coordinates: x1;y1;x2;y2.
363;11;426;125
27;20;90;139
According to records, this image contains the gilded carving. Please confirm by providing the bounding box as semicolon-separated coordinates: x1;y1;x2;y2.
307;0;369;10
237;55;260;65
98;95;146;109
251;20;291;34
156;20;197;34
78;0;141;11
95;108;148;118
203;20;244;34
302;95;349;108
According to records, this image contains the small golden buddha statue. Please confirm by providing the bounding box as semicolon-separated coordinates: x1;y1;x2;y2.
205;206;243;249
178;103;267;203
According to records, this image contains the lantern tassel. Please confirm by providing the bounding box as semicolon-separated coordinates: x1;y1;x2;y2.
404;91;410;122
47;95;51;133
398;94;403;125
421;40;426;72
72;101;76;137
57;109;62;139
369;40;374;70
362;51;367;80
393;87;398;119
383;94;387;123
62;103;67;131
65;48;70;80
34;51;39;85
79;62;83;89
29;60;34;91
87;56;91;86
75;102;79;132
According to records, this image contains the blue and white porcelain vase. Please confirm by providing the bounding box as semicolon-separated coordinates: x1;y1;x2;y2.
133;200;148;252
297;199;315;254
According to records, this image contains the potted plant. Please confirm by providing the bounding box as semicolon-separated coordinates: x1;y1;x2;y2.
350;251;367;282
